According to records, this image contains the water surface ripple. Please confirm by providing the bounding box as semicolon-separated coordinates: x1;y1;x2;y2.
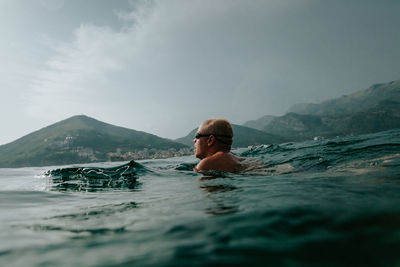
1;129;400;266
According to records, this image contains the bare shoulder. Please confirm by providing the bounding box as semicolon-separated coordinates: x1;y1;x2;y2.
195;152;242;173
195;157;216;172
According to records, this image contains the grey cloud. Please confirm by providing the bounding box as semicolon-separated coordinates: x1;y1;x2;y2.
1;0;400;144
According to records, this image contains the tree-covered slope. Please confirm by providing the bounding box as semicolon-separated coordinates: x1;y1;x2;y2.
0;115;188;167
264;100;400;140
241;79;400;141
242;115;276;131
288;80;400;116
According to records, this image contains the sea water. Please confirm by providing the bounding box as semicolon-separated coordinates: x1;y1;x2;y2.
1;129;400;266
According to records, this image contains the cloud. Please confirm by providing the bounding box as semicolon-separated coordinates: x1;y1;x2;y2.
24;0;400;138
40;0;65;11
25;24;127;117
27;0;283;136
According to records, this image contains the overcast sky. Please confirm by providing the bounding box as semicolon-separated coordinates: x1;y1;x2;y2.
1;0;399;145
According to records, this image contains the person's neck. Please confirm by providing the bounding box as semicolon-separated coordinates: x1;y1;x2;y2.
207;147;230;157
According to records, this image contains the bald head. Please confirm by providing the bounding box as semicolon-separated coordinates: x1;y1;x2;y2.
199;118;234;149
194;118;241;172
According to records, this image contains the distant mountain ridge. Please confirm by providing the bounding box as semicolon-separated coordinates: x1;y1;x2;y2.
263;99;400;140
242;115;276;131
0;115;189;167
288;80;400;116
243;79;400;140
175;124;288;148
2;80;399;167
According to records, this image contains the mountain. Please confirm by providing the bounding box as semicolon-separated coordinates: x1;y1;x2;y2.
242;115;276;131
288;80;400;116
262;113;331;141
240;79;400;140
263;99;400;140
0;115;188;168
175;124;288;148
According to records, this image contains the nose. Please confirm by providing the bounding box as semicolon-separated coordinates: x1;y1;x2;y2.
193;138;197;144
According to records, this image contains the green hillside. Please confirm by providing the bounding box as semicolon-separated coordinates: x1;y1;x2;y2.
0;115;188;167
242;115;276;131
264;99;400;140
175;124;288;148
288;80;400;116
263;113;332;141
240;79;400;141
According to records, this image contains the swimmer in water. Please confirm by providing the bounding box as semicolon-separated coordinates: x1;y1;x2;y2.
193;118;242;173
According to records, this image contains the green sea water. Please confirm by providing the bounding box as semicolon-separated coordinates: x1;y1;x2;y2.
1;129;400;266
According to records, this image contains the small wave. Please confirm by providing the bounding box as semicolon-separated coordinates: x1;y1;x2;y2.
45;160;148;191
240;144;293;157
329;153;400;174
236;129;400;175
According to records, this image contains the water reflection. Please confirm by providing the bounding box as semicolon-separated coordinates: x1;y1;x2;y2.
199;183;237;193
198;175;239;216
47;179;141;192
26;202;138;236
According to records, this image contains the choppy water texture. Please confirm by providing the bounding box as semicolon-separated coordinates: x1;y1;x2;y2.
1;129;400;266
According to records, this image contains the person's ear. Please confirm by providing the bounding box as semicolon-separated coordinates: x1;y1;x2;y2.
208;135;215;146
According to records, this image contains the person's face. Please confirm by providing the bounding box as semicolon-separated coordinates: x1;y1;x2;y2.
193;125;209;159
